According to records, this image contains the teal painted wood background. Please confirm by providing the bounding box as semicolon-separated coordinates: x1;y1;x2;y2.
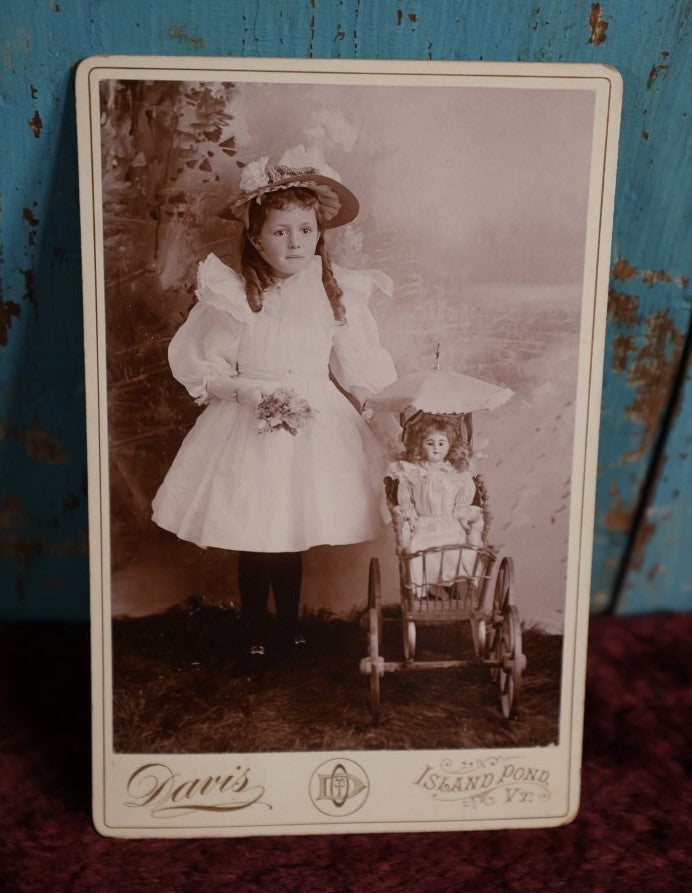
0;0;689;621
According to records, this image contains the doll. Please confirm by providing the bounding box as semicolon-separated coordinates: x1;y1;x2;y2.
389;418;484;594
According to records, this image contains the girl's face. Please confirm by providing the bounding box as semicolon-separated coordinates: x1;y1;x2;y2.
252;203;320;278
422;431;450;464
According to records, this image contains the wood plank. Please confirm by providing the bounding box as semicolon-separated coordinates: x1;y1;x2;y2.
0;0;689;619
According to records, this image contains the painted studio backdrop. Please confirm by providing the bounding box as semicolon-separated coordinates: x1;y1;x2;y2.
102;78;595;632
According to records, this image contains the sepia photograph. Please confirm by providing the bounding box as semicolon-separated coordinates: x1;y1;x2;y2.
78;57;620;835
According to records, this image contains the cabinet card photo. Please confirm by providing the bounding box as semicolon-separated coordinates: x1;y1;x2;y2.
77;56;621;837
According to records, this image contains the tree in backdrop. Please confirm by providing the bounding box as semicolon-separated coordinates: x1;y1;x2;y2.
100;80;240;558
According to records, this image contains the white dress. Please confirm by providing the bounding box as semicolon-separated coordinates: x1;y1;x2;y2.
392;460;484;585
151;254;397;552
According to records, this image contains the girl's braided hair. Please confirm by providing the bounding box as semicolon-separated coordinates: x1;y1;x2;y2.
240;187;346;323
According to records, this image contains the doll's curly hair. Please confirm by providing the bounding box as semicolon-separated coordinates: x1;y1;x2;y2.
240;187;346;323
402;412;471;471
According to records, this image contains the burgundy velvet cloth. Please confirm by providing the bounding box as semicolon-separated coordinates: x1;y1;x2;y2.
1;613;690;892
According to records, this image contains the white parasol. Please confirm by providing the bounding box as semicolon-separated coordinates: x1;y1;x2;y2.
365;345;514;415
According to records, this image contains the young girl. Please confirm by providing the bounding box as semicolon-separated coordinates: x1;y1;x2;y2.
389;416;484;592
151;146;397;668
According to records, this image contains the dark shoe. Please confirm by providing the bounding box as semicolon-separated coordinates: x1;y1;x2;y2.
276;631;308;659
231;643;269;679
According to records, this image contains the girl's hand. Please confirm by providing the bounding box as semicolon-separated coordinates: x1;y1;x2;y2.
207;376;262;408
206;375;239;401
234;383;263;409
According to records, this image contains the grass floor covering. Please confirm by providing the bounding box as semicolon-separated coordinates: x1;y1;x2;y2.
113;599;562;753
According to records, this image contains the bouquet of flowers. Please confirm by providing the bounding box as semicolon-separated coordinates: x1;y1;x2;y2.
256;387;317;436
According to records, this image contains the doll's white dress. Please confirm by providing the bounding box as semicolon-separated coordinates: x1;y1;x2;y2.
151;254;397;552
391;460;483;586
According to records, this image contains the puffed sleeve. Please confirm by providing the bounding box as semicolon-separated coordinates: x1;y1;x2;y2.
168;254;251;405
329;264;397;401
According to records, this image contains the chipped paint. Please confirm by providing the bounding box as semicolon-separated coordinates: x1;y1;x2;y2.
0;536;45;565
647;60;670;90
0;497;29;530
603;483;632;531
167;23;204;48
0;298;21;345
20;268;37;313
607;288;639;325
11;424;68;465
22;206;39;248
396;7;417;27
623;310;684;459
0;532;89;566
612;334;635;372
22;207;39;227
587;3;609;46
27;109;42;137
641;269;673;286
612;256;688;290
611;255;638;281
646;563;662;580
628;516;657;570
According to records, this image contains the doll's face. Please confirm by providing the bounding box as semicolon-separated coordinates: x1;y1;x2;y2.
422;431;450;464
252;204;320;278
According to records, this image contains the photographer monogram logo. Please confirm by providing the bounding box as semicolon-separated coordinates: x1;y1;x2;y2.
309;758;370;817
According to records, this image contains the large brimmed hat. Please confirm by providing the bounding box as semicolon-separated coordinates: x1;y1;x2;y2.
225;145;359;229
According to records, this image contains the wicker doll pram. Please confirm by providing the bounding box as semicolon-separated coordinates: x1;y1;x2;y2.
359;407;526;723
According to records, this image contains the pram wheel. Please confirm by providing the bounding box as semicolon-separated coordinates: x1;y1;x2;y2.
472;616;486;659
488;556;515;681
402;618;416;661
499;605;523;719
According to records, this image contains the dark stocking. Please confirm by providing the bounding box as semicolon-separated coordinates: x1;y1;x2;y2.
270;551;303;635
237;552;271;641
237;551;303;643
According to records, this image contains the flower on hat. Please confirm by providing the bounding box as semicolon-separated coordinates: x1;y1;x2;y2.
277;145;342;182
238;156;269;194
